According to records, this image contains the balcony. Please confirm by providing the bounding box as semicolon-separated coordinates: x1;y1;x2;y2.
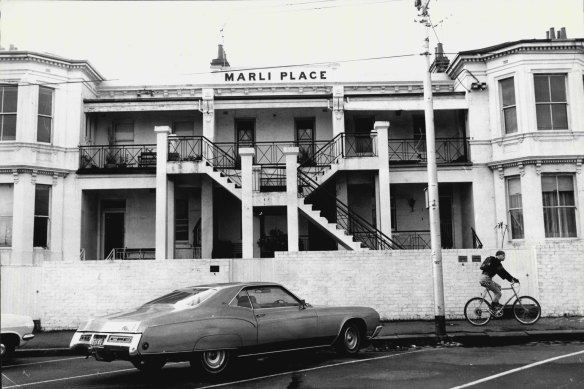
78;144;157;173
388;137;470;165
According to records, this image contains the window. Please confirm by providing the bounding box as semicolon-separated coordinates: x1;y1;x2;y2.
534;74;568;130
246;286;300;308
33;184;51;248
542;175;577;238
175;198;189;242
0;184;13;246
37;87;53;143
500;77;517;134
1;85;17;141
507;177;524;239
173;121;194;136
114;122;134;144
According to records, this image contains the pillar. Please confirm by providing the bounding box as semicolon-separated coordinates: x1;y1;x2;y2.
240;147;255;258
50;175;64;261
202;88;215;142
11;172;35;264
284;147;299;252
521;164;545;245
155;126;170;260
166;179;175;259
576;164;584;238
201;176;213;259
332;86;345;137
374;121;392;237
336;174;349;250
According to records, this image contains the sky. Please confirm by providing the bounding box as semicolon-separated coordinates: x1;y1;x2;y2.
1;0;583;83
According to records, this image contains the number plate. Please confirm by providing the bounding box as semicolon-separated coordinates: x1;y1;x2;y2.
91;335;106;346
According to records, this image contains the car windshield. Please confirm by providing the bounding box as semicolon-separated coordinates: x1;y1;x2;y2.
143;288;217;307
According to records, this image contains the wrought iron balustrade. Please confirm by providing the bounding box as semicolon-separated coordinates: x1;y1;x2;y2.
79;144;157;170
105;248;155;260
391;231;431;249
256;165;286;192
297;170;402;250
387;137;470;164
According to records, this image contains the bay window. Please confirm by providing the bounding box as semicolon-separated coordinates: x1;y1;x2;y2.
542;175;577;238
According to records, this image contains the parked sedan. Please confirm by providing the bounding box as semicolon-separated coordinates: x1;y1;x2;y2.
70;282;382;375
1;313;35;358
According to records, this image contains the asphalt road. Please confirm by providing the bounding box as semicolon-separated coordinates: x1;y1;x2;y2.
2;341;583;388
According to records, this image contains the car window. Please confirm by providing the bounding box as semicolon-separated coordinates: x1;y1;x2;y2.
143;288;217;307
246;286;300;309
231;290;254;309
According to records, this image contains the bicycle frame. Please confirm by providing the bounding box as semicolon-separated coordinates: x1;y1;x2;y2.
480;282;521;309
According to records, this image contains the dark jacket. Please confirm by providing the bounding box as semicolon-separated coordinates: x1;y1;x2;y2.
482;256;514;281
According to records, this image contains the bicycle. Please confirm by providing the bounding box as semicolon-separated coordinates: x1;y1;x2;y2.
464;281;541;326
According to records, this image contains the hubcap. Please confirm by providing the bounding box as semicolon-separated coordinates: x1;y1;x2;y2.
203;350;225;370
345;328;358;350
0;343;5;356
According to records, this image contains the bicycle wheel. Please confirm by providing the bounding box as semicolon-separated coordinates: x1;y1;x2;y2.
464;297;492;326
513;296;541;325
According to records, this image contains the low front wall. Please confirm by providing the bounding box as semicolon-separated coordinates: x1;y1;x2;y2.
1;244;582;330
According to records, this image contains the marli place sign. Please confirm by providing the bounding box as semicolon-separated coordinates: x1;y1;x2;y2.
223;69;329;83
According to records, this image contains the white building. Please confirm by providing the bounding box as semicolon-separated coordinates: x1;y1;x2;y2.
1;29;583;326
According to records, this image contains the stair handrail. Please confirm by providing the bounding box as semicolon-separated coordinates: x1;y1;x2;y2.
297;170;403;250
201;136;242;187
298;133;345;177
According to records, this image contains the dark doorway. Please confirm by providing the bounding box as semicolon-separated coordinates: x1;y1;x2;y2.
295;118;315;166
352;116;375;155
439;196;453;248
104;212;124;258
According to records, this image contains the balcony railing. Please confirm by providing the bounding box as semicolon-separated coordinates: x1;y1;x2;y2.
391;230;431;249
105;248;155;260
388;137;469;164
79;144;157;170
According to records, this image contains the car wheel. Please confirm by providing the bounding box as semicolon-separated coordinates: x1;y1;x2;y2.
335;322;361;356
131;358;167;372
194;350;231;375
1;342;16;359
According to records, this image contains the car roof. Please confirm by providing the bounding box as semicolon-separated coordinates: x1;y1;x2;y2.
181;282;282;290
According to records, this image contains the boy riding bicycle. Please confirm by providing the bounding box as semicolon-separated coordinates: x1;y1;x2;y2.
480;250;519;310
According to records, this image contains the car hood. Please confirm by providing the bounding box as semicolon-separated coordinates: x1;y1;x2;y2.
77;304;177;333
1;313;34;331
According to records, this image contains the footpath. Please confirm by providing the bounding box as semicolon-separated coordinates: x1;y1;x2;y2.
16;316;584;357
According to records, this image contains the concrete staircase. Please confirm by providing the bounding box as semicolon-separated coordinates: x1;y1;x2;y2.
297;200;365;251
202;164;242;199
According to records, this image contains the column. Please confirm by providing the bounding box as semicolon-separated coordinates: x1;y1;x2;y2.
332;86;345;137
155;126;170;260
336;174;349;250
62;178;82;262
374;121;392;237
201;176;213;259
521;164;545;245
576;164;584;239
240;147;255;258
493;167;508;247
202;88;215;142
11;172;35;264
50;175;64;261
284;147;299;252
166;179;175;259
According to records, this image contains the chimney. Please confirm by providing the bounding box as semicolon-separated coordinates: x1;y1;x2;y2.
560;27;567;39
549;27;556;40
546;27;568;40
430;43;450;73
210;44;230;71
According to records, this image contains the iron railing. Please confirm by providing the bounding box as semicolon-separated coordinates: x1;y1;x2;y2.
297;170;402;250
388;137;470;164
255;165;286;192
169;136;242;187
472;227;483;249
105;248;155;260
391;230;431;249
79;144;157;170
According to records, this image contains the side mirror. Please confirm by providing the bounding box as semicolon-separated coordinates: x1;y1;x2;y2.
299;299;307;310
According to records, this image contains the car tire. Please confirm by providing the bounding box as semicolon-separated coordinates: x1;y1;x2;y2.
335;321;361;356
131;357;167;372
193;350;231;375
1;342;16;359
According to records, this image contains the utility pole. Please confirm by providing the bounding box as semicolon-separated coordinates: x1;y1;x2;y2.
415;0;446;339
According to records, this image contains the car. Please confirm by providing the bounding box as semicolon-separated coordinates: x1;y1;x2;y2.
1;313;35;358
70;282;382;375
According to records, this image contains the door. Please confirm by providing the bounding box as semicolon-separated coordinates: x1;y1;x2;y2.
246;285;318;350
103;212;124;259
236;118;255;165
295;118;315;165
439;196;453;248
352;116;374;155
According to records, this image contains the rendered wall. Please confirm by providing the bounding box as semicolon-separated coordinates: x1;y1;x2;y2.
2;244;581;330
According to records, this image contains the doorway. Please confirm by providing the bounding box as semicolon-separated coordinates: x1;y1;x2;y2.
352;116;375;155
103;211;125;259
439;196;453;248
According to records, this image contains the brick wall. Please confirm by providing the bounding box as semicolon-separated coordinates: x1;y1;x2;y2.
1;244;581;330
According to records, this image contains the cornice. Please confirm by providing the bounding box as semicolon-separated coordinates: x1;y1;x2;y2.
488;156;584;170
0;51;104;83
0;167;70;177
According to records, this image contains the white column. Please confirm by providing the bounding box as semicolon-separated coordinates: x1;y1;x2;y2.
62;178;82;262
336;174;349;250
155;126;170;260
50;175;64;261
576;166;584;238
284;147;299;252
521;164;545;245
332;86;345;137
166;179;175;259
240;147;255;258
11;172;35;264
202;88;215;142
374;121;392;237
16;83;37;143
201;176;213;259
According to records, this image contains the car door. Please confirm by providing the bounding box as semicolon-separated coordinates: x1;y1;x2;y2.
246;286;318;350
